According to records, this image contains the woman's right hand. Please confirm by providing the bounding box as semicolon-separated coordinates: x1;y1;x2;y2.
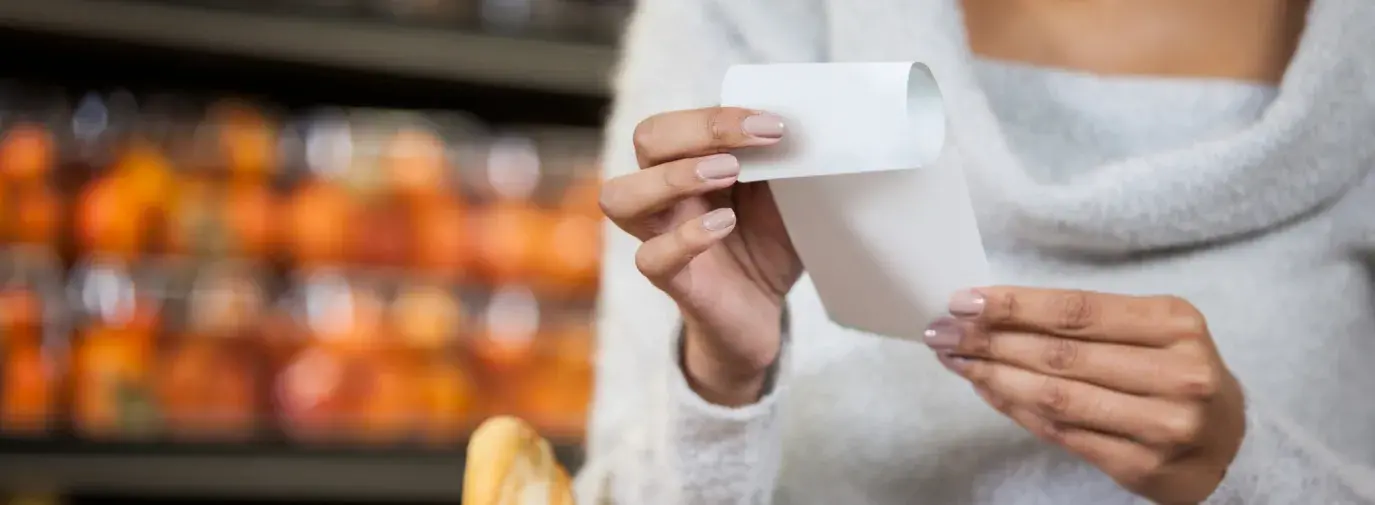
600;107;803;406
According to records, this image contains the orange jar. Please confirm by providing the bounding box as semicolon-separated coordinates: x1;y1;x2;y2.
75;141;174;260
211;99;279;185
538;208;601;298
10;184;62;248
518;318;595;440
157;265;267;441
475;201;552;285
288;115;357;269
391;282;476;446
385;123;449;204
411;197;471;281
223;182;279;260
473;135;549;284
288;178;355;268
69;259;161;440
0;123;56;186
0;122;62;249
0;289;57;436
276;272;399;444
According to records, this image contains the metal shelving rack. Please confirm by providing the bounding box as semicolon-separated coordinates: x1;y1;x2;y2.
0;0;617;97
0;438;586;502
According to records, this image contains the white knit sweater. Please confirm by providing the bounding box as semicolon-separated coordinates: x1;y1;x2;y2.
576;0;1375;503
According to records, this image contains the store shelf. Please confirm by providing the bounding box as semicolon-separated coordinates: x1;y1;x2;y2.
0;0;616;97
0;439;585;502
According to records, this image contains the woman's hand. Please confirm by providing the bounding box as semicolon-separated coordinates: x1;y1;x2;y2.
600;107;802;406
926;287;1247;504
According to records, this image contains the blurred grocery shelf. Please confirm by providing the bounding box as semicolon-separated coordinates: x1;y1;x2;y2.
0;438;583;502
0;80;603;502
0;3;616;503
0;0;619;97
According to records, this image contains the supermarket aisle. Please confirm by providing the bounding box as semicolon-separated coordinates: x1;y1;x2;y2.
0;1;621;502
0;85;603;447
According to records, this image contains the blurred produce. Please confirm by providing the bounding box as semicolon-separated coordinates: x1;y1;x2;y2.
68;258;162;440
476;135;547;285
75;139;173;260
157;263;267;441
0;85;603;449
0;124;63;248
288;111;357;268
0;252;65;437
519;313;594;438
391;280;475;445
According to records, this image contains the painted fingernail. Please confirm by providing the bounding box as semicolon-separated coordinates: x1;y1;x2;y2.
923;318;963;349
696;154;740;181
702;208;737;232
937;352;972;373
949;289;986;317
742;113;786;139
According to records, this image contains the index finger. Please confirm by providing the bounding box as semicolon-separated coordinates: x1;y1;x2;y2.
947;287;1207;347
633;107;785;167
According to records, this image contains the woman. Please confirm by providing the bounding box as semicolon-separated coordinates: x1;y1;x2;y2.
578;0;1375;503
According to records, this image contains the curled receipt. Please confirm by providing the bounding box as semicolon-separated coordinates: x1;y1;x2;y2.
721;62;991;340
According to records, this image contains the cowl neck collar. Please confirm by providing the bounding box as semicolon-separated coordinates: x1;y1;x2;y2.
851;0;1375;254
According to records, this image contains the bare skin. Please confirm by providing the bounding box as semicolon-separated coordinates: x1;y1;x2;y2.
600;1;1310;502
962;0;1310;84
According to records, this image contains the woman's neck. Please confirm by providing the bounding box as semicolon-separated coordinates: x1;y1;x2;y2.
960;0;1311;84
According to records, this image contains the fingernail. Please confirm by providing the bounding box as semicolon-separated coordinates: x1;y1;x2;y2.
949;289;986;317
696;154;740;181
702;208;737;232
937;352;972;373
742;113;786;139
923;318;963;349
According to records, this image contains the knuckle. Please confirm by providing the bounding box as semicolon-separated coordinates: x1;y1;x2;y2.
990;394;1013;413
1156;407;1206;445
975;387;1010;412
706;108;728;143
1051;291;1098;331
966;361;994;387
663;163;699;194
1041;337;1081;372
1175;364;1222;399
704;107;741;147
1035;377;1073;418
631;115;662;155
1162;295;1209;340
989;290;1019;324
1083;394;1117;427
673;216;702;246
635;241;685;284
1039;421;1066;443
1137;453;1169;481
960;327;992;356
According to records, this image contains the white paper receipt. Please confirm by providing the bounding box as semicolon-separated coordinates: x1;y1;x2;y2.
720;62;992;340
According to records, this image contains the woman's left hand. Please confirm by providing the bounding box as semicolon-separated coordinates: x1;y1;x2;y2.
926;287;1247;504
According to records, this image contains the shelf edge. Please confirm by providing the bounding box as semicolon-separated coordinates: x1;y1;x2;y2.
0;452;464;501
0;0;617;96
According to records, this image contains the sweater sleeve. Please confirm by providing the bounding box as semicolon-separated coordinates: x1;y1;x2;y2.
571;1;818;503
1204;400;1375;504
